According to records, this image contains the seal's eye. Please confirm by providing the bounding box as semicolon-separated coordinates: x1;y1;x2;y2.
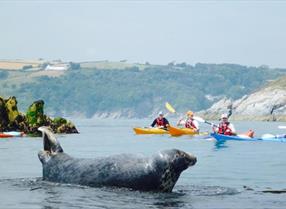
175;153;180;158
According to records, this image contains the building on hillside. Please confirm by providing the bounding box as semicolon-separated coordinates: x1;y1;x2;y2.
45;63;71;71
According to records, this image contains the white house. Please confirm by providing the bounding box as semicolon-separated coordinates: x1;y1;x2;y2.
45;63;70;71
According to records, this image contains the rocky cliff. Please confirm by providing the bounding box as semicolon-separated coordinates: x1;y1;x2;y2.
199;76;286;121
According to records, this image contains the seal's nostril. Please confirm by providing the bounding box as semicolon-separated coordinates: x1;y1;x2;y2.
186;154;197;166
193;157;197;165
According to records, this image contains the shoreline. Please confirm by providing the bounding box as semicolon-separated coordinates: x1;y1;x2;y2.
62;113;286;122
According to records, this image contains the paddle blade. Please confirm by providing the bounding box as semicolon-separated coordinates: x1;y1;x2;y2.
193;116;216;126
165;102;176;113
193;116;205;123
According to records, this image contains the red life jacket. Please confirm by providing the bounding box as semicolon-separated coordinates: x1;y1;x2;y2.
185;119;197;129
218;122;233;135
156;118;165;127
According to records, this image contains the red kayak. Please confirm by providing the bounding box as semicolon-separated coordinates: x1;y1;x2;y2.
0;131;25;138
0;133;13;138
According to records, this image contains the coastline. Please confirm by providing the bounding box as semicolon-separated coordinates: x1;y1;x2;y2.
60;111;286;122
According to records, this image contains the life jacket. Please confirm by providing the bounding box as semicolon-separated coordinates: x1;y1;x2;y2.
218;122;233;135
156;118;165;127
185;119;197;129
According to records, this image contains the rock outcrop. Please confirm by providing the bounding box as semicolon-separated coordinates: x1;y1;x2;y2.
0;96;78;135
199;76;286;121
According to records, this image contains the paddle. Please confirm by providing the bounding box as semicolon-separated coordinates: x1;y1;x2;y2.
166;102;215;126
193;116;217;127
165;102;193;127
278;125;286;129
165;102;176;114
165;102;185;121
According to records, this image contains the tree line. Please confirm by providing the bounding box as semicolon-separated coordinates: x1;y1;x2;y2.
5;63;286;118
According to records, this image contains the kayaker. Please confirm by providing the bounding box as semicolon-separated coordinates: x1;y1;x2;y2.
213;113;236;135
151;111;170;129
177;111;199;132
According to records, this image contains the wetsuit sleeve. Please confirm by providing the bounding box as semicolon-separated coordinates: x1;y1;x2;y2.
151;119;157;127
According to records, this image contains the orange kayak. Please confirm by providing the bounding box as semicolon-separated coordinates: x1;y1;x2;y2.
168;126;198;136
133;127;169;135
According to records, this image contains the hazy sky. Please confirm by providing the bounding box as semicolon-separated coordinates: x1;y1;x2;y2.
1;1;286;67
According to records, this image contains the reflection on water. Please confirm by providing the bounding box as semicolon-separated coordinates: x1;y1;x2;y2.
0;178;241;209
0;175;285;209
214;140;228;150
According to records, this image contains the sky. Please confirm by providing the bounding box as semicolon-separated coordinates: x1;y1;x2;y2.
0;0;286;68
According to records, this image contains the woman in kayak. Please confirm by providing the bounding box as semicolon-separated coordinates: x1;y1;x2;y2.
151;111;170;129
213;113;236;135
177;111;199;132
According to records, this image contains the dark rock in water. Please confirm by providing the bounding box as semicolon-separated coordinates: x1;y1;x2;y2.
51;117;78;134
0;96;9;131
0;96;78;135
26;100;45;126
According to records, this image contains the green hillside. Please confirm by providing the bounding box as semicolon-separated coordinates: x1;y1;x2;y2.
1;63;286;118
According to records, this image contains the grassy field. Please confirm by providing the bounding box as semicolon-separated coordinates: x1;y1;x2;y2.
80;60;149;70
0;59;45;70
0;59;67;98
0;59;150;97
0;59;150;71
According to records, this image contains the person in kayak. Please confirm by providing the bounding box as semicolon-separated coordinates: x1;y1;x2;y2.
151;111;170;129
213;113;236;135
177;111;199;132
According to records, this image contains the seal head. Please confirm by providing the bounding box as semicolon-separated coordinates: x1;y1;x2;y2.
153;149;197;192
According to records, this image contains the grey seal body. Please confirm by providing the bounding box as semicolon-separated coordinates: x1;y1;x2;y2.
38;127;197;192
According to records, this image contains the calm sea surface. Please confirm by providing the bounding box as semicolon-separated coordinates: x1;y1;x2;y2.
0;118;286;209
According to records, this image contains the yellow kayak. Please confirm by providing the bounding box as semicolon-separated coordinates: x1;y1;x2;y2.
169;126;199;136
133;127;169;135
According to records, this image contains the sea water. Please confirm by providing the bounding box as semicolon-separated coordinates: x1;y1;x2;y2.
0;119;285;209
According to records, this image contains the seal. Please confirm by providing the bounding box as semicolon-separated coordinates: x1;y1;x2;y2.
38;127;197;192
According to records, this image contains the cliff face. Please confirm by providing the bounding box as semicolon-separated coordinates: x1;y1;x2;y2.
199;76;286;121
